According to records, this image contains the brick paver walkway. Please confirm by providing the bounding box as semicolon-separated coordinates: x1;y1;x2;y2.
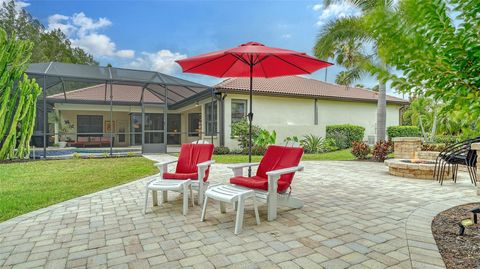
0;156;478;269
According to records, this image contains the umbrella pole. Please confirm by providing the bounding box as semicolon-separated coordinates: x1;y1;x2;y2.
248;63;253;177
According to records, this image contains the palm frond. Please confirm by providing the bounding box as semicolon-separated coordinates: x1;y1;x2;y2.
314;16;371;60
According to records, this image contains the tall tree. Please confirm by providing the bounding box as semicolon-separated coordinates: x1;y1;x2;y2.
365;0;480;137
0;0;96;65
314;0;396;141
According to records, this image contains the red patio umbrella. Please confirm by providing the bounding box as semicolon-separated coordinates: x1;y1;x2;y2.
176;42;332;172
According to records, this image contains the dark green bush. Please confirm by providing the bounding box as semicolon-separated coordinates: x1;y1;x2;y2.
243;146;267;156
326;124;365;149
386;126;421;139
231;118;262;149
214;146;230;155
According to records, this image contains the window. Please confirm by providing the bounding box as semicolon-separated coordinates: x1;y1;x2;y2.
188;113;201;137
205;101;217;136
231;99;247;124
77;115;103;135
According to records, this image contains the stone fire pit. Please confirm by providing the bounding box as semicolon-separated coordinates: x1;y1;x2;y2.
384;158;448;180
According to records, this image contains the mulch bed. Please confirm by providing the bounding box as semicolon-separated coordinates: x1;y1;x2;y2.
432;203;480;269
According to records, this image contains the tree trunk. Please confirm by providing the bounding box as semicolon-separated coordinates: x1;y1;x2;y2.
376;80;387;141
430;110;437;142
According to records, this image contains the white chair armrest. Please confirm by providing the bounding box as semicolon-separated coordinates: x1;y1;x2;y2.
154;159;178;177
197;160;215;168
266;165;304;177
227;162;260;169
267;165;304;193
154;159;178;168
228;163;260;177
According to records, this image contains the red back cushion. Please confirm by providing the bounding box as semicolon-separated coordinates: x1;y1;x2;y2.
256;145;304;189
176;144;214;180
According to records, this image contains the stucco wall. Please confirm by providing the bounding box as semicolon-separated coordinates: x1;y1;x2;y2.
221;93;402;149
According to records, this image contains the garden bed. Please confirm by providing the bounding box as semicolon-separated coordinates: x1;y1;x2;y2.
432;203;480;269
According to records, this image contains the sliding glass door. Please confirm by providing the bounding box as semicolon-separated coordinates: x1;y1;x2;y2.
130;113;181;149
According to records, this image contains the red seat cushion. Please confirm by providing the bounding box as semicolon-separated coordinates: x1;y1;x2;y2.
165;143;214;182
230;175;291;193
230;145;303;192
163;172;198;180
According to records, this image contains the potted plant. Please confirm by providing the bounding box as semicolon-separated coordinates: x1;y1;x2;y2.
58;120;74;148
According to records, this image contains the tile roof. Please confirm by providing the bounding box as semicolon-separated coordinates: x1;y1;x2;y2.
214;76;408;104
47;84;164;104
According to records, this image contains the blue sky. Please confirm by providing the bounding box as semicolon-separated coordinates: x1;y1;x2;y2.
25;0;385;91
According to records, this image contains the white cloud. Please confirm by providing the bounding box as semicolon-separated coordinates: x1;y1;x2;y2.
281;34;292;39
0;0;29;10
47;12;134;59
127;50;187;74
312;2;361;27
312;4;323;11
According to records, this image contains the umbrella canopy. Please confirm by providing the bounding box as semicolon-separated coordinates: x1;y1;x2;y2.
176;42;332;173
176;42;332;78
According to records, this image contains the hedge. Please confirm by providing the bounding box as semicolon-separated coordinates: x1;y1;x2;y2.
326;124;365;149
386;126;421;139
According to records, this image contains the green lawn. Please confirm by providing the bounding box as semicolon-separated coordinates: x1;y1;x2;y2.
212;149;355;163
0;157;157;222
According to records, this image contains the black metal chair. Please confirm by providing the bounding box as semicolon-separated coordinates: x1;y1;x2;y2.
434;137;480;185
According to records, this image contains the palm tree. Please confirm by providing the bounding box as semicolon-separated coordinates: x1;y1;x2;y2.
314;0;395;141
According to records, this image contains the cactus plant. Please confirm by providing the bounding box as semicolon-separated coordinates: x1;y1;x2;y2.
0;28;42;160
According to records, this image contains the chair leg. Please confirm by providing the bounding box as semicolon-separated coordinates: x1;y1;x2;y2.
267;193;278;222
440;163;448;185
200;195;209;221
144;188;149;214
162;191;168;203
253;197;260;225
220;202;226;214
234;198;245;235
190;185;194;207
198;185;204;206
152;190;158;206
182;184;189;216
473;166;477;186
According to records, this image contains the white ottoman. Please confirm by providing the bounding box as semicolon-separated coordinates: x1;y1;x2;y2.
200;184;260;234
144;179;194;215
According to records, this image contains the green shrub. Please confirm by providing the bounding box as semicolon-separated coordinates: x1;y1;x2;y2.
254;129;276;148
72;152;81;159
351;141;370;159
300;134;325;153
243;145;267;156
326;124;365;149
284;136;300;143
432;135;459;146
372;140;392;162
324;138;339;152
214;146;230;155
231;118;262;149
387;126;421;139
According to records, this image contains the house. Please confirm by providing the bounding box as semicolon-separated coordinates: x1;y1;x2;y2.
212;76;408;148
48;74;407;151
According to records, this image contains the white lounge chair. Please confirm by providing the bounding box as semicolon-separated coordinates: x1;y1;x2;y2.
227;144;304;221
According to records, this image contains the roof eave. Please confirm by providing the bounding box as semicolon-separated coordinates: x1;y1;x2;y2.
214;88;409;105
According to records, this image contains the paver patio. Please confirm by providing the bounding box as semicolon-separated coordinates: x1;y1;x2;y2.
0;156;478;269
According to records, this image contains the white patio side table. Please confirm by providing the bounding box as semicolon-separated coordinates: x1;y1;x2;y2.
144;179;194;215
200;184;260;234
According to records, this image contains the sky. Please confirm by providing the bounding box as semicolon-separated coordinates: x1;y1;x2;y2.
22;0;389;93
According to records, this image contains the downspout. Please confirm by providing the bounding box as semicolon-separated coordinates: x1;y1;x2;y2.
218;91;226;147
